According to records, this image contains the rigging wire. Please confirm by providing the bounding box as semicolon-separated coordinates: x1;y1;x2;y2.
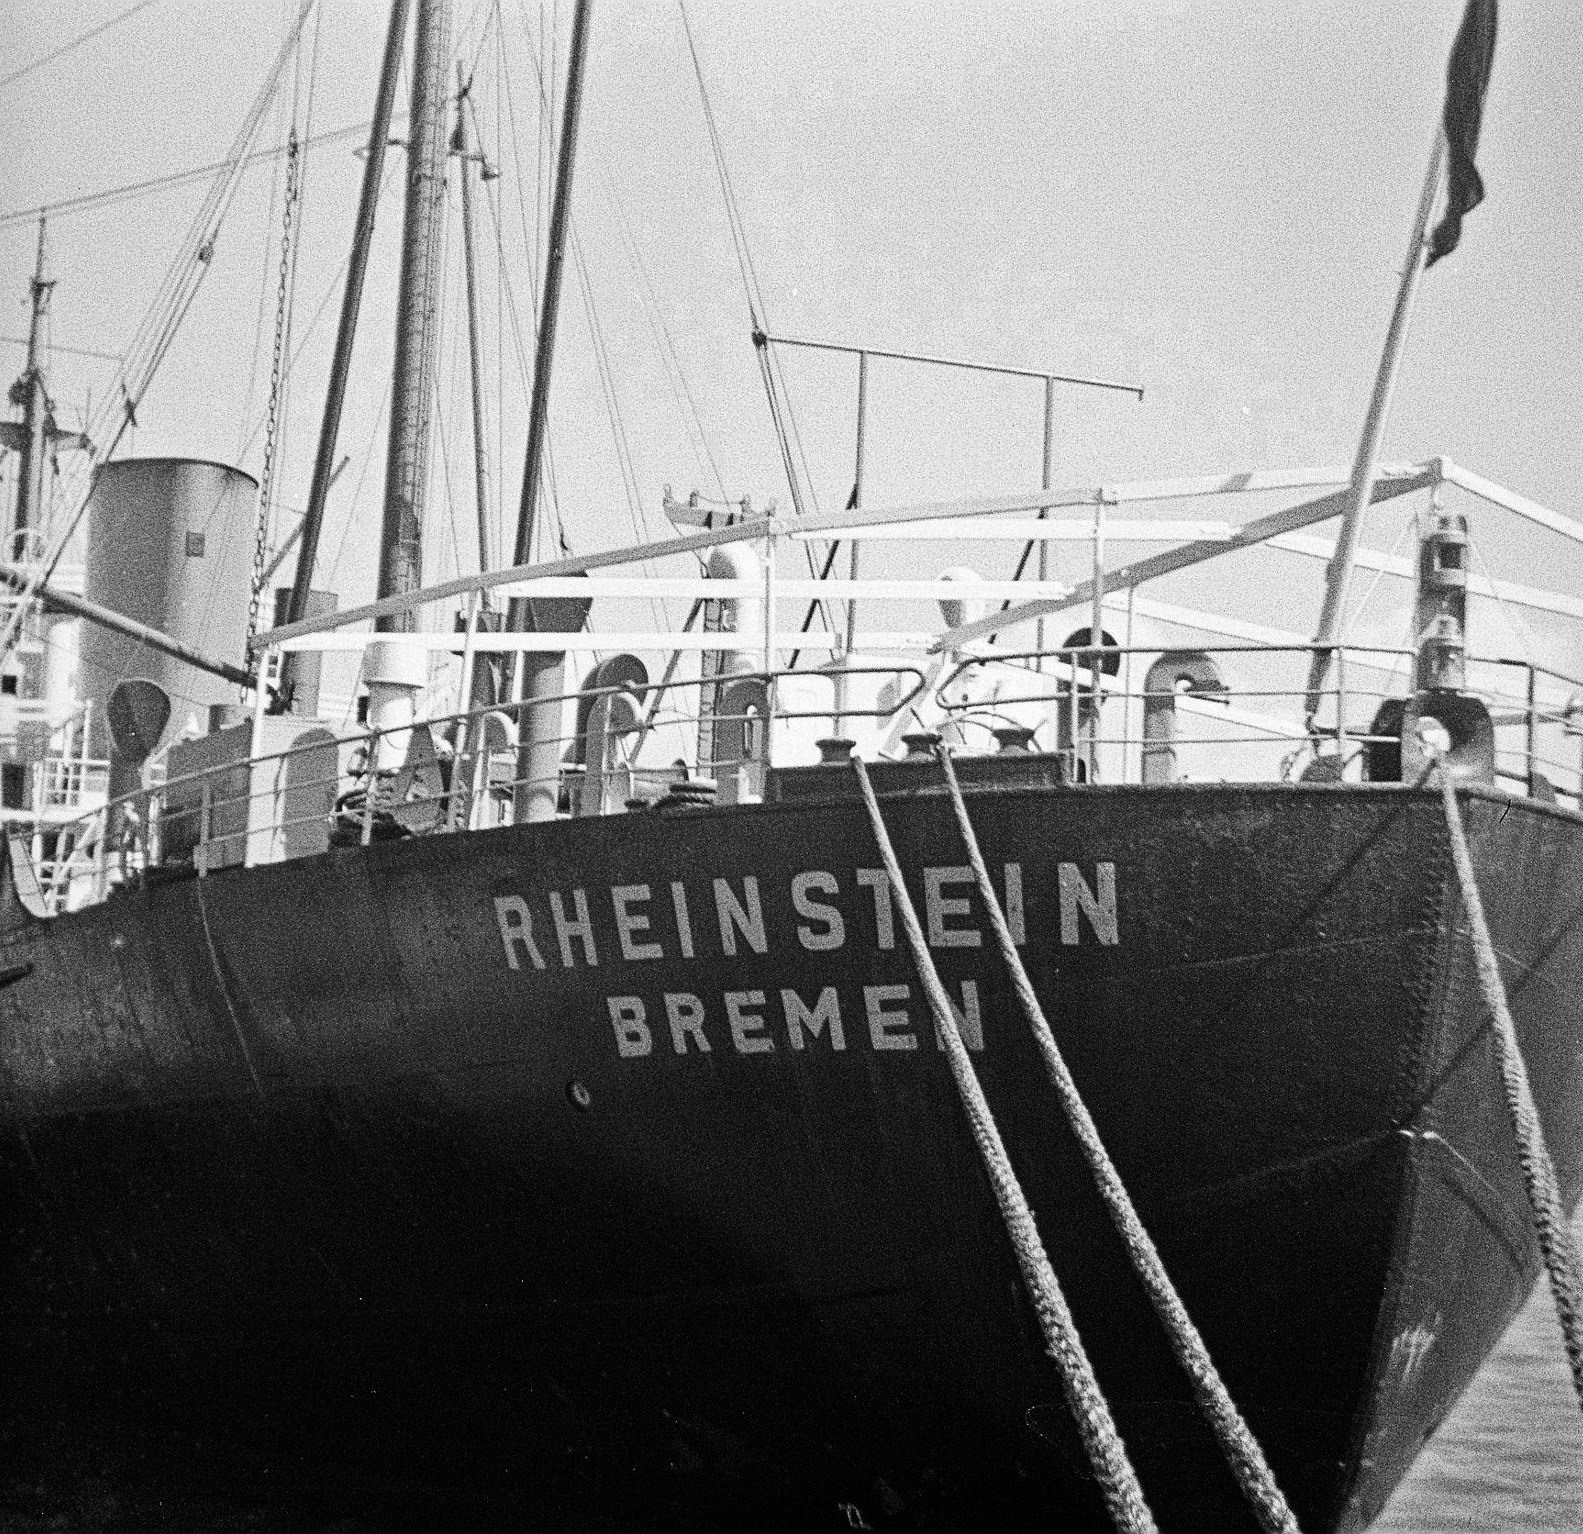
240;0;324;660
1470;528;1537;668
0;336;122;363
327;373;395;588
677;4;801;508
493;14;507;572
478;182;542;461
234;99;291;466
234;235;363;470
249;129;303;649
677;1;835;635
426;136;465;592
497;11;564;555
571;236;667;628
597;154;727;503
456;0;497;85
432;372;467;588
0;0;318;673
0;0;161;96
40;1;316;523
505;5;668;621
0;119;402;232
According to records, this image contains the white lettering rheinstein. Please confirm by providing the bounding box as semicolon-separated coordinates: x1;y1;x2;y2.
925;866;981;948
855;869;896;950
791;871;845;951
670;881;695;959
549;888;598;967
1059;862;1119;945
611;884;663;962
714;876;768;956
493;895;546;971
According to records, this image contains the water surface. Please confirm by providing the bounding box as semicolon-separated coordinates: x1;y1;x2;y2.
1378;1264;1583;1533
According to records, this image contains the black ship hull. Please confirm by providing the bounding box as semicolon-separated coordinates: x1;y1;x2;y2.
4;769;1582;1530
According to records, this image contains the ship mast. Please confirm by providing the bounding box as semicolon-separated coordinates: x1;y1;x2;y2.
453;68;493;593
375;0;451;632
510;0;594;575
365;0;451;742
11;218;55;558
275;0;412;712
504;0;595;822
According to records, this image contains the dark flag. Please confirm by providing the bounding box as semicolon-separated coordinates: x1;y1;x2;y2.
1426;0;1498;267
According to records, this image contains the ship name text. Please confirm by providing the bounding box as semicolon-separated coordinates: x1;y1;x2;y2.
494;861;1117;973
492;861;1119;1058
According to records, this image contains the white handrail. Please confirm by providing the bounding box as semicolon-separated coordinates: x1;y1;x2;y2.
251;463;1435;651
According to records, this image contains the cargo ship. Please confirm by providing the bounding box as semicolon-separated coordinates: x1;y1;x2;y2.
4;1;1579;1529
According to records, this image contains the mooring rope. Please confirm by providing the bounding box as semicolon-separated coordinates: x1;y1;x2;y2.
1436;766;1583;1413
935;745;1302;1533
850;755;1158;1534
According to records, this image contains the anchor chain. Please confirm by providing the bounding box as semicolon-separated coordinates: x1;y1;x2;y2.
248;127;300;657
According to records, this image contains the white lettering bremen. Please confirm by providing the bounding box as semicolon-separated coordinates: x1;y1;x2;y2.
782;986;845;1050
607;981;987;1060
608;996;651;1057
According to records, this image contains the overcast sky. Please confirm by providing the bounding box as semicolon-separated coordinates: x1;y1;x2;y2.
1;1;1579;671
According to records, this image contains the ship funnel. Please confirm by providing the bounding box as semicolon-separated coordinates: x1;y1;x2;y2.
81;458;257;757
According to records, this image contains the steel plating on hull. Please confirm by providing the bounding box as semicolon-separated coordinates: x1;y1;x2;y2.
5;778;1581;1530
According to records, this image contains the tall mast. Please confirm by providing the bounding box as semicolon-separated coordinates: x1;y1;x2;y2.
285;0;410;630
510;0;593;577
453;69;493;593
375;0;451;634
1303;133;1445;723
12;218;54;558
275;0;410;709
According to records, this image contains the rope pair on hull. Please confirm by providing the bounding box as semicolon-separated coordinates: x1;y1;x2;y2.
850;750;1301;1534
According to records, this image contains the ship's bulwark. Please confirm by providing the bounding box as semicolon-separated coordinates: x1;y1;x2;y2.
2;775;1581;1531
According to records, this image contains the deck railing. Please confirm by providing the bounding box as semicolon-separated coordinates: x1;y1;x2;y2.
938;641;1583;799
26;641;1583;915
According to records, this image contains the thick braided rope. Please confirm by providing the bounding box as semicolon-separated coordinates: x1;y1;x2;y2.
851;756;1158;1533
1437;768;1583;1413
937;746;1301;1533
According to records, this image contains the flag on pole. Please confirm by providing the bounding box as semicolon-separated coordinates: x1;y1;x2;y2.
1426;0;1498;267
